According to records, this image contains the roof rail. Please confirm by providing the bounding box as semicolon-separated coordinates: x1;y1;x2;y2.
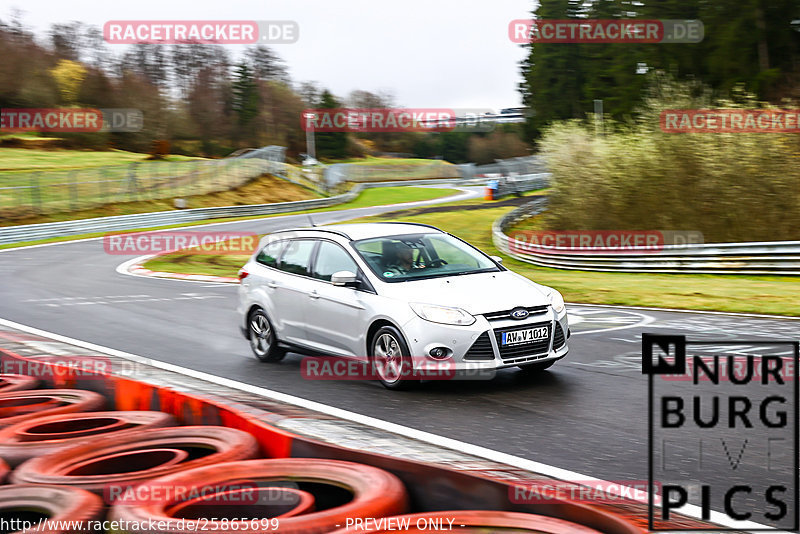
375;222;442;232
271;227;352;240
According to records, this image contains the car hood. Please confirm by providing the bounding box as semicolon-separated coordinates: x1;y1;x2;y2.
377;271;551;314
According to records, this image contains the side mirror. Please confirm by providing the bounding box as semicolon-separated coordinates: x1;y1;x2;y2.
489;255;503;264
331;270;360;287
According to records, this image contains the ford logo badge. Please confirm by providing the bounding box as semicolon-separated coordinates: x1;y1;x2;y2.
510;308;529;319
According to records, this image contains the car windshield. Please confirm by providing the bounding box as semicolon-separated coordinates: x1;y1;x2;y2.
352;233;500;282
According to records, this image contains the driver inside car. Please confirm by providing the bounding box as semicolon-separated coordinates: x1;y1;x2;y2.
384;242;421;275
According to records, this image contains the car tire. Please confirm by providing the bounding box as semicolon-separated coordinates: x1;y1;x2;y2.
248;308;286;362
518;360;555;373
370;326;418;390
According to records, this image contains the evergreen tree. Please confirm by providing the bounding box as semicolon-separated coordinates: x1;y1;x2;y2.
315;90;347;160
231;63;259;145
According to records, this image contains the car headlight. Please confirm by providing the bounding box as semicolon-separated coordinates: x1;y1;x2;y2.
410;303;475;326
547;289;566;313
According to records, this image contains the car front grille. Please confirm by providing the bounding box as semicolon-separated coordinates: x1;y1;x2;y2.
483;305;549;321
493;321;551;364
553;322;566;349
463;332;495;361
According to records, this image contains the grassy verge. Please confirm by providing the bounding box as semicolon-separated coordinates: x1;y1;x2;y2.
0;174;317;227
135;196;800;316
144;253;247;278
309;186;457;212
0;147;198;172
2;186;457;251
121;191;800;317
139;186;457;276
325;156;451;166
354;206;800;317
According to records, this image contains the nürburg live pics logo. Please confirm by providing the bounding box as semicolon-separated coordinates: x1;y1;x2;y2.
643;333;799;531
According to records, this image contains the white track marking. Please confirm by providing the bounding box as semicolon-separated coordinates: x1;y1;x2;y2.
569;310;655;336
569;302;800;321
0;316;780;532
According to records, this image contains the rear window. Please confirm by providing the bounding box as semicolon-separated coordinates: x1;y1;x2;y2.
278;239;317;276
255;240;286;268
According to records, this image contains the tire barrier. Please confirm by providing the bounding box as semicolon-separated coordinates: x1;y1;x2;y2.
0;347;649;532
0;484;104;533
11;426;260;494
0;411;176;467
0;389;105;428
328;510;604;533
0;374;39;393
109;458;409;534
166;487;316;520
0;457;8;483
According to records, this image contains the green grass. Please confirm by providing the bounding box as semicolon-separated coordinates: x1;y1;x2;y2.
353;206;800;317
145;253;247;277
312;186;456;211
0;147;198;172
100;192;800;317
2;186;457;251
324;156;453;166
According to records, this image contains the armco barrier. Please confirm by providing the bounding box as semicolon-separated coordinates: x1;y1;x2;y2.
493;197;800;275
0;347;647;533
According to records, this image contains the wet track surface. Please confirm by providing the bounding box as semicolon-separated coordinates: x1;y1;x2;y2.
1;190;797;518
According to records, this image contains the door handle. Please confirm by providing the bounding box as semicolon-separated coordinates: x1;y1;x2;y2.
267;282;278;289
309;290;320;299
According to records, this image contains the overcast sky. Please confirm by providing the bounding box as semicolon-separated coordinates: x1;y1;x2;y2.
7;0;535;110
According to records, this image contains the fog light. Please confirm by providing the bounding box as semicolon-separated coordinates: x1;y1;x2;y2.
429;347;450;360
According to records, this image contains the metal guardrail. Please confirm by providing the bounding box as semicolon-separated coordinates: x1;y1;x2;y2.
0;178;476;246
0;171;552;246
493;173;550;199
492;197;800;275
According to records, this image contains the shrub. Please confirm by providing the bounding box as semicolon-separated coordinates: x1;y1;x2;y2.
539;74;800;242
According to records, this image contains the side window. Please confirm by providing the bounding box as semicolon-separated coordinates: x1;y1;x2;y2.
313;241;358;281
278;239;317;276
255;240;286;268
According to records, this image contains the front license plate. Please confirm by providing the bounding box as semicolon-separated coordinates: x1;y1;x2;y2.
502;326;549;346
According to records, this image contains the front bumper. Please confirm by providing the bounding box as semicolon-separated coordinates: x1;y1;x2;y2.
401;307;570;373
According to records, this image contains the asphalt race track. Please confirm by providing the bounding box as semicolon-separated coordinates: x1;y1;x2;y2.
1;188;798;519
